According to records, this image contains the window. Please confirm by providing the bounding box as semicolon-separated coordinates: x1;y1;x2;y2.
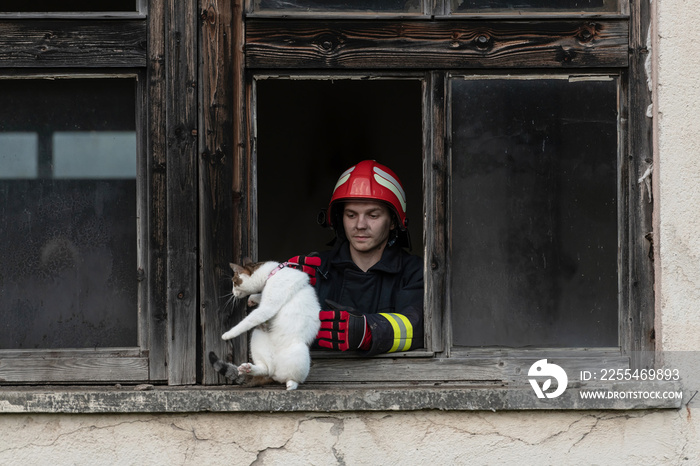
238;0;655;384
0;3;160;384
0;77;138;351
254;77;423;260
449;75;619;348
0;0;654;390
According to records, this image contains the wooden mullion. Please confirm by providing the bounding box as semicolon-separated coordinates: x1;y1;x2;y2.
424;71;447;355
136;66;149;356
428;0;445;16
146;0;169;383
231;0;250;369
165;0;198;385
245;19;629;70
199;0;237;385
138;0;148;16
0;20;146;68
624;0;655;369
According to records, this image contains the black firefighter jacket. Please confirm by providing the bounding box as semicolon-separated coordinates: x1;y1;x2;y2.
315;241;424;356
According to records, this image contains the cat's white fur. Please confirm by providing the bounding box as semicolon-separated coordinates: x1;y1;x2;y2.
221;260;320;390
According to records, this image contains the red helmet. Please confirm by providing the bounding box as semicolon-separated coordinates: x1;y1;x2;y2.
327;160;408;231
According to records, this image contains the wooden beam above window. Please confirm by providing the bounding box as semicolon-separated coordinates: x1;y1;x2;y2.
0;20;146;68
245;19;629;69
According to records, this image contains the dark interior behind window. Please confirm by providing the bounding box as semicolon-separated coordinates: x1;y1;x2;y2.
255;78;423;262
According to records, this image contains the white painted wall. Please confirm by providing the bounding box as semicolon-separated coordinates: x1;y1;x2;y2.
1;1;699;464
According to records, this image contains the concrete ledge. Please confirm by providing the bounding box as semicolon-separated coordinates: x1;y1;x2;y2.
0;382;684;413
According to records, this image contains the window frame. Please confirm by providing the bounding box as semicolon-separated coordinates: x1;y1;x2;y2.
228;1;656;385
0;0;655;391
0;71;154;383
0;5;169;384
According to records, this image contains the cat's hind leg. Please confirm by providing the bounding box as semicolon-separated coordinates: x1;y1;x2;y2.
285;380;299;391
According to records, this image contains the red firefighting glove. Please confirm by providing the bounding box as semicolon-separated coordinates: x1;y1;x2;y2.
286;255;321;286
315;300;372;351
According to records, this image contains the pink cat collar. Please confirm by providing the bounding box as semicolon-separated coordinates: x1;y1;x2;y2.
268;262;290;279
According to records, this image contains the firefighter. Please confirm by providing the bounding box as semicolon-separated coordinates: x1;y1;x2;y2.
291;160;424;356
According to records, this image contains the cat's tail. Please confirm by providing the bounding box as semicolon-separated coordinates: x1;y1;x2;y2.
209;351;243;383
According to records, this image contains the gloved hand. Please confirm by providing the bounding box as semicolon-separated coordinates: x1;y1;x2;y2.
286;255;321;286
315;300;372;351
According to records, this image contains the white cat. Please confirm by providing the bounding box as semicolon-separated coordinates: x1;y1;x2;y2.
209;259;321;390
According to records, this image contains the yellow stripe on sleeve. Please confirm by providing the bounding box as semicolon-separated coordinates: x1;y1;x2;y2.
379;313;414;353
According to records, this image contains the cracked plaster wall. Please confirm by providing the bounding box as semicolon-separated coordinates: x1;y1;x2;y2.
0;410;696;465
2;1;700;465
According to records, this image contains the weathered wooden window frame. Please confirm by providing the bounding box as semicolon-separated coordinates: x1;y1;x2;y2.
0;0;654;390
0;3;169;384
233;0;656;385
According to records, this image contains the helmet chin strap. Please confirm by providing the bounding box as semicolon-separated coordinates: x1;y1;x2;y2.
387;232;397;247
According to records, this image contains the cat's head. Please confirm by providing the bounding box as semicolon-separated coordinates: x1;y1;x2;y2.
229;258;265;298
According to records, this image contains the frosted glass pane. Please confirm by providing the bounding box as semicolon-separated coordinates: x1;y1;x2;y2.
0;133;38;178
53;131;137;179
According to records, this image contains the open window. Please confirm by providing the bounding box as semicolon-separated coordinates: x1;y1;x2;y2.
254;77;424;262
236;0;655;385
243;70;634;384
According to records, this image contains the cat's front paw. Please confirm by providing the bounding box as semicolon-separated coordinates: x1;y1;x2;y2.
247;293;262;307
237;363;252;374
221;330;236;340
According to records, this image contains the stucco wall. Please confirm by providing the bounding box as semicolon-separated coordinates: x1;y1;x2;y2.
0;410;696;465
656;0;700;354
2;1;699;465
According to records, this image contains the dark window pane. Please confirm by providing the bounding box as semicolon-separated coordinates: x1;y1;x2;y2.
255;0;421;14
450;76;618;347
0;79;137;349
0;1;136;12
450;0;616;13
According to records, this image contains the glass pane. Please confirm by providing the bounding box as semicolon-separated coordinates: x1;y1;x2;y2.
254;0;421;14
0;1;136;12
450;0;617;13
450;76;618;347
0;78;138;349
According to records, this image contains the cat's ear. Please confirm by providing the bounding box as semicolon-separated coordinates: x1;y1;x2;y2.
242;257;253;266
230;262;245;274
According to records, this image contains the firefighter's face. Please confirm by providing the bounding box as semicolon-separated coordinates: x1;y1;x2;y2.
342;201;395;255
